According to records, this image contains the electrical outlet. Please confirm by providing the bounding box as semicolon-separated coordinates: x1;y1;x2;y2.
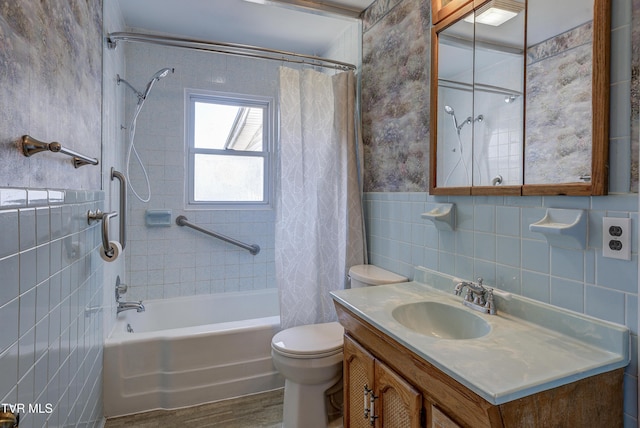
602;217;631;260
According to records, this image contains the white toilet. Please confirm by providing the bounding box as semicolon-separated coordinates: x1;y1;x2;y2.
271;264;407;428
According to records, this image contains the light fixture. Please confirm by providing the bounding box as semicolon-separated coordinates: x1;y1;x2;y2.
464;0;524;26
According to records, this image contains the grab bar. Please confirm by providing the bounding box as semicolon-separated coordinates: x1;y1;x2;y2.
21;135;99;168
110;168;127;249
176;215;260;255
88;209;118;257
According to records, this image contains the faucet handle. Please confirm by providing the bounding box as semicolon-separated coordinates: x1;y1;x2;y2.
464;289;474;302
476;277;484;287
115;275;127;301
485;288;496;315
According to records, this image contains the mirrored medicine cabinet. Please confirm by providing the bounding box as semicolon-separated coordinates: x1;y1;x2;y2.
429;0;611;196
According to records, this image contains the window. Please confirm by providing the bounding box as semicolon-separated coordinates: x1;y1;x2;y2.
186;91;273;208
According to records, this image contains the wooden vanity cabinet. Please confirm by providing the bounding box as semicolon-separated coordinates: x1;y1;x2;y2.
344;335;422;428
336;302;624;428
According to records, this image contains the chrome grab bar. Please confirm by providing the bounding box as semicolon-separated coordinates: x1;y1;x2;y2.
110;168;127;249
21;135;99;168
88;209;118;257
176;215;260;255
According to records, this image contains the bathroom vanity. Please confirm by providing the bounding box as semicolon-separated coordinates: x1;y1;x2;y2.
331;267;629;428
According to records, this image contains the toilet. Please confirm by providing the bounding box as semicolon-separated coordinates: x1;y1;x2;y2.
271;264;407;428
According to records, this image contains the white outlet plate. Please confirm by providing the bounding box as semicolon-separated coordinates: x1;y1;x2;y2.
602;217;631;260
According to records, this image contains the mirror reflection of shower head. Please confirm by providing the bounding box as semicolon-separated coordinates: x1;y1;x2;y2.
458;117;473;131
444;105;472;131
444;105;459;130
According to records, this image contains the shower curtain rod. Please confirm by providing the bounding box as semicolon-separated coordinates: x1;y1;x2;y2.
107;32;356;71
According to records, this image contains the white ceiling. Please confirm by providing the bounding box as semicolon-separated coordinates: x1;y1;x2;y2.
116;0;592;62
527;0;593;46
115;0;369;55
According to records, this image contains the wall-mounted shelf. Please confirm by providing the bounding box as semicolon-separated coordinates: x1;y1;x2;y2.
421;203;456;231
529;208;587;250
146;209;172;227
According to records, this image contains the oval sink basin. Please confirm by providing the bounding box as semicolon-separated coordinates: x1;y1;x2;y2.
391;301;491;340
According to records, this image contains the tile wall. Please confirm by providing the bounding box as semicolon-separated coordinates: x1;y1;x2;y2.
0;189;105;428
364;191;639;426
120;42;280;301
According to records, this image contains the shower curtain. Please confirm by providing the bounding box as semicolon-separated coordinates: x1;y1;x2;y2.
276;66;366;329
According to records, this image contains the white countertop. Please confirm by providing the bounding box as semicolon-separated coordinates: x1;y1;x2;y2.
331;267;630;405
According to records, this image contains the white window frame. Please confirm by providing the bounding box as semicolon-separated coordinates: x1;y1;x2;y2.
185;89;274;209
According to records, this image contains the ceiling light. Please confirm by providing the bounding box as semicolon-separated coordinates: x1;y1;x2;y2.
464;0;524;26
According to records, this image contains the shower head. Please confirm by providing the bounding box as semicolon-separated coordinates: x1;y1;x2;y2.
444;105;460;131
141;67;175;101
152;67;174;80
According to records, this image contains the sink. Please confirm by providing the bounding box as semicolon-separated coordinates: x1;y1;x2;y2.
391;301;491;340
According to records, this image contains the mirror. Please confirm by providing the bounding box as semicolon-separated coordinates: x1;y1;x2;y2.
430;0;611;196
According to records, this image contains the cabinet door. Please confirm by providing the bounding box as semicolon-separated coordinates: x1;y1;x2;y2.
344;335;375;428
374;360;422;428
431;0;473;24
431;405;463;428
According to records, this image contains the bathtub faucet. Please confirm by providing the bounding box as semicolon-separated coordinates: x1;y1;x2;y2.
117;300;145;314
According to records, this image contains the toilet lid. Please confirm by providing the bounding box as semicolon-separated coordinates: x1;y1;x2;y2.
272;322;344;357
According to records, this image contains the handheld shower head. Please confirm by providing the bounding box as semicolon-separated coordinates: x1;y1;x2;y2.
152;67;174;80
444;105;460;130
141;67;175;101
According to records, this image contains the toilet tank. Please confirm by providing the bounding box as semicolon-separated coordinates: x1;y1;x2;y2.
348;264;407;288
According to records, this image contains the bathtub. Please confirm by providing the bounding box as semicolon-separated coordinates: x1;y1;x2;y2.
103;288;284;417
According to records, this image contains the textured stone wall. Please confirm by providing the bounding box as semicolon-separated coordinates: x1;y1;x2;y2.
0;1;102;190
361;0;430;192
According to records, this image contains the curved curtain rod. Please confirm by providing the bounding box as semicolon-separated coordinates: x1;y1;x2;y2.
107;31;356;71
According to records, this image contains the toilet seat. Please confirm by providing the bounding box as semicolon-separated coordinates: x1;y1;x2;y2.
272;322;344;359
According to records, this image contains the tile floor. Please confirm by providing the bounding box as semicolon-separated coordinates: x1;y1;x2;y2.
104;389;284;428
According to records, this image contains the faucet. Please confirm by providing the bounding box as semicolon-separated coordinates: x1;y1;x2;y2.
117;301;145;314
454;277;496;315
114;276;144;313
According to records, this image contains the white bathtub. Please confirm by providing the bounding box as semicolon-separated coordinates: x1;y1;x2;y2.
103;288;284;417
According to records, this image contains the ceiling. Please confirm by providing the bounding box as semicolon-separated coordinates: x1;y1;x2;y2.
115;0;591;65
115;0;370;55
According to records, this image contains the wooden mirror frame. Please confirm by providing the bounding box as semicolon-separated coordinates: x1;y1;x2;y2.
431;0;473;25
429;0;611;196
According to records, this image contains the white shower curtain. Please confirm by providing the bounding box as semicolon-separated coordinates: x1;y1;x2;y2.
276;66;366;329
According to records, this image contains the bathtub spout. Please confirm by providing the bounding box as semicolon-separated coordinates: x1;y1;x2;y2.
117;301;145;314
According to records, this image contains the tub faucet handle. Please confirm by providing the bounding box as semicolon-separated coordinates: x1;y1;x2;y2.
115;275;127;301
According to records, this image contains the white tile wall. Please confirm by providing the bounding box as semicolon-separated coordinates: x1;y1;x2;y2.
120;43;285;301
0;189;105;428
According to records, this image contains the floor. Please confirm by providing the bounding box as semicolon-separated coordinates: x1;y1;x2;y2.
104;389;284;428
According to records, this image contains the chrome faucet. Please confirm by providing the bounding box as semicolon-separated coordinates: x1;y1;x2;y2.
114;275;144;314
454;277;496;315
117;301;145;314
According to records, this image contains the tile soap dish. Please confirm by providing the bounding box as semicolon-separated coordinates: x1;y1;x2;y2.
145;209;172;227
529;208;587;250
421;203;455;231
